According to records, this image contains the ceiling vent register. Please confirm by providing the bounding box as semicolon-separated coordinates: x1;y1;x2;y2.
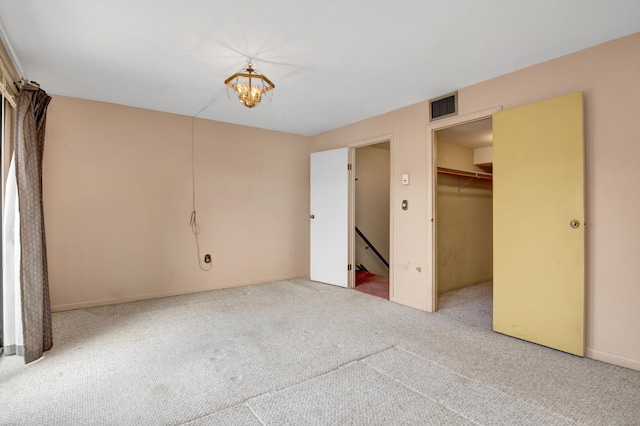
429;91;458;121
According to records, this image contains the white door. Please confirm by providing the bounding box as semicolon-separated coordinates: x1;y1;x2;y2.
310;148;349;287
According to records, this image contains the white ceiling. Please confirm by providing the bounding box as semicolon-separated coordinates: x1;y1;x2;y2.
1;1;638;136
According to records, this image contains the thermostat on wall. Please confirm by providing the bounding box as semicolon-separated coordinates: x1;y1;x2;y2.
402;173;410;185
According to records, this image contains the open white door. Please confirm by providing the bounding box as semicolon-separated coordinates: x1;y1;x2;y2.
310;148;349;287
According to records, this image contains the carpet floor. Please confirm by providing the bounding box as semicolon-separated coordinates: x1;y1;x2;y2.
1;279;639;425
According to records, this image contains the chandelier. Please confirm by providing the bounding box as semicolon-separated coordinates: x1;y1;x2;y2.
224;61;275;108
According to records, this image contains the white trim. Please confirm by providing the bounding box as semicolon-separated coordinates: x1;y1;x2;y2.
426;107;502;312
0;15;26;82
348;134;393;296
51;274;308;312
586;348;640;372
391;297;428;312
347;133;394;148
0;71;16;108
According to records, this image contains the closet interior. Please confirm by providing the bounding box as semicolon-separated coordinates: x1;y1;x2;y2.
435;118;494;299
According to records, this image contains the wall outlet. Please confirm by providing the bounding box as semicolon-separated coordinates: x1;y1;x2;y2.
204;254;212;264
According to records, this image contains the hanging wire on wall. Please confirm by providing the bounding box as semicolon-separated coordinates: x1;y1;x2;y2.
190;116;211;271
189;87;227;271
188;54;271;270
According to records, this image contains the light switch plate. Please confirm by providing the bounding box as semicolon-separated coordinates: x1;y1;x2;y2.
402;173;410;185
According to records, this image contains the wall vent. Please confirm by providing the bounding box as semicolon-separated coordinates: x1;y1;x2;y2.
429;91;458;121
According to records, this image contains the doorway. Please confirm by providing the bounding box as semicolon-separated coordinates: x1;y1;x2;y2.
432;116;494;325
309;139;392;296
429;94;585;356
353;142;391;300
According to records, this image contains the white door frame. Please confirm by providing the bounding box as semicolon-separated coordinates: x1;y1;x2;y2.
348;135;394;297
426;107;501;311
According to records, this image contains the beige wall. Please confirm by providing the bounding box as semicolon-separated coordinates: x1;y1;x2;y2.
311;104;432;311
437;141;486;173
44;96;310;311
311;32;640;370
436;142;492;294
355;145;390;277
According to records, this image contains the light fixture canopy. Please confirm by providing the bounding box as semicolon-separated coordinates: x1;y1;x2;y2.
224;61;275;109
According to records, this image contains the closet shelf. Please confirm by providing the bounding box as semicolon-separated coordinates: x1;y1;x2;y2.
437;167;492;181
437;166;492;191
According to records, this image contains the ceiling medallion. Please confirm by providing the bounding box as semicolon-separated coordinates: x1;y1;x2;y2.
224;61;275;108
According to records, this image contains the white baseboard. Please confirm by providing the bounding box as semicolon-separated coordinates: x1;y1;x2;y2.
52;280;640;374
586;347;640;371
51;274;307;312
391;296;428;312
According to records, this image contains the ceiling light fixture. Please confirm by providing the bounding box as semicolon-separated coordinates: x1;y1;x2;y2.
224;61;275;109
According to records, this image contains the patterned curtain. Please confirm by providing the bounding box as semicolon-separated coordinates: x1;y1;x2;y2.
14;85;52;363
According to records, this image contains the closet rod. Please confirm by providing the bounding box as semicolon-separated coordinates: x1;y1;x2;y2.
437;167;492;181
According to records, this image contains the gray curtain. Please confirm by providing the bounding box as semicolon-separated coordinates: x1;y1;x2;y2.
14;85;52;363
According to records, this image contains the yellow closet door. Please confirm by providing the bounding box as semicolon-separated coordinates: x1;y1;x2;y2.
493;92;585;356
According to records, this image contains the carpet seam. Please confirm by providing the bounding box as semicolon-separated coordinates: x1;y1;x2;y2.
262;343;399;394
176;344;400;425
362;360;482;426
389;346;587;426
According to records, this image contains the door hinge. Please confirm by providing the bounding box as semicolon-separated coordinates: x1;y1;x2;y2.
348;264;352;271
348;163;352;171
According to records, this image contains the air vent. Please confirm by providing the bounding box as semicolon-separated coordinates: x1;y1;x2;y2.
429;91;458;121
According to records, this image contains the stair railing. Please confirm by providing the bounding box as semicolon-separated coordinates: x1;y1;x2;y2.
355;227;389;269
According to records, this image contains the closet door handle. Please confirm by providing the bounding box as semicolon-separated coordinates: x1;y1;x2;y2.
570;219;580;229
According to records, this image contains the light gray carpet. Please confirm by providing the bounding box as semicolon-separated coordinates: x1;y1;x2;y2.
1;279;639;425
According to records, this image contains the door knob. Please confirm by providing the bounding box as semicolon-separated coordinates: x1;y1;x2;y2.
570;219;580;229
310;214;315;219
